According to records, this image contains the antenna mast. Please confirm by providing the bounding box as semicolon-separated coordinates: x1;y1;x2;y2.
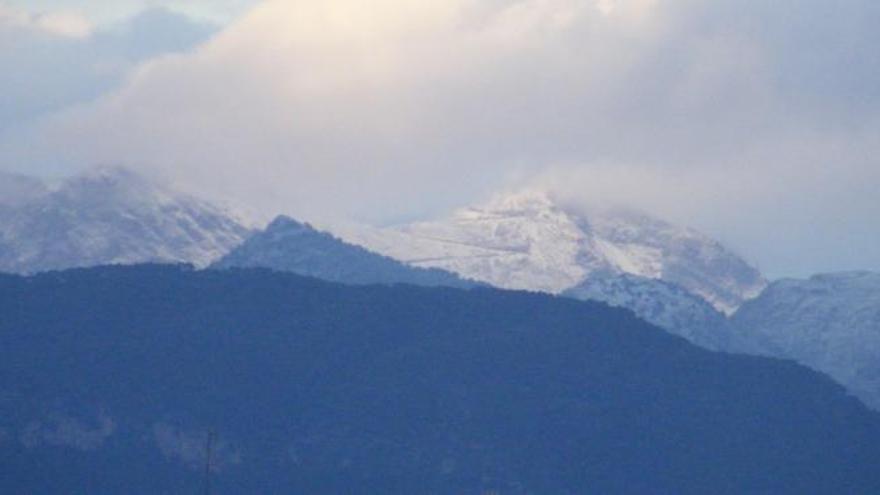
203;430;215;495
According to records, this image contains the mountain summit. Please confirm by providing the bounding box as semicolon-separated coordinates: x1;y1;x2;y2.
0;167;254;274
339;189;766;315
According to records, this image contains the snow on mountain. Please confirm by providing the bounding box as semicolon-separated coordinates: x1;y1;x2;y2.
0;171;48;208
732;271;880;409
0;167;255;274
337;189;766;314
213;215;477;289
564;272;734;351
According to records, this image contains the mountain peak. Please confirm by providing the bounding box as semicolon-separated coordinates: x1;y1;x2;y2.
215;214;476;289
471;188;557;214
265;215;317;234
338;188;766;313
0;168;254;273
76;164;146;182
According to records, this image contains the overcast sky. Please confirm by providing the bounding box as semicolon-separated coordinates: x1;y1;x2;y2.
1;0;878;279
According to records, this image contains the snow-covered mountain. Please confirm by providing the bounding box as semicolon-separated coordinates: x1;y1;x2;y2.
0;171;49;208
213;215;477;289
564;272;734;351
0;167;255;274
338;189;766;315
732;271;880;409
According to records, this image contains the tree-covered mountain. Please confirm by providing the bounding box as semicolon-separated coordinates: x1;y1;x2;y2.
213;215;476;288
0;265;878;494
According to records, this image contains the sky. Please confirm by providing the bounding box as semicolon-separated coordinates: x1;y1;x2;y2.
0;0;878;279
1;0;257;24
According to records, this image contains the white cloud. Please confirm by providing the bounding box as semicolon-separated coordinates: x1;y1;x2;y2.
0;0;659;214
0;5;92;38
34;11;92;37
0;6;216;136
2;0;261;25
1;0;879;276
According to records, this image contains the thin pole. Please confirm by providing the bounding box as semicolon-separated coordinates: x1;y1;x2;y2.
203;430;215;495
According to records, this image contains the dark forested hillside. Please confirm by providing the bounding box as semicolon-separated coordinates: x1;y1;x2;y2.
0;265;878;494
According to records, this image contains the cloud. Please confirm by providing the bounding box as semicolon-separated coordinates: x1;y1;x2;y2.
0;5;216;135
92;7;217;61
1;0;878;275
1;0;260;25
0;0;681;210
0;5;92;38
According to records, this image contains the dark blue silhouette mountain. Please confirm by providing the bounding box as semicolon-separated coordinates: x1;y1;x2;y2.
213;215;476;288
1;265;879;494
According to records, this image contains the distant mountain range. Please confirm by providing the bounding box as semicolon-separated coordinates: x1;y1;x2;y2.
333;190;766;352
2;167;879;411
2;265;879;494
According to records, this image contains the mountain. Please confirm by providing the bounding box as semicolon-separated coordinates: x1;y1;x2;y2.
213;216;476;288
564;272;734;351
0;167;255;274
1;265;879;493
0;171;48;208
337;190;766;315
732;271;880;409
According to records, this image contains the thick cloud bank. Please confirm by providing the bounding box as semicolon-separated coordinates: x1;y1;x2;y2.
1;0;878;276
